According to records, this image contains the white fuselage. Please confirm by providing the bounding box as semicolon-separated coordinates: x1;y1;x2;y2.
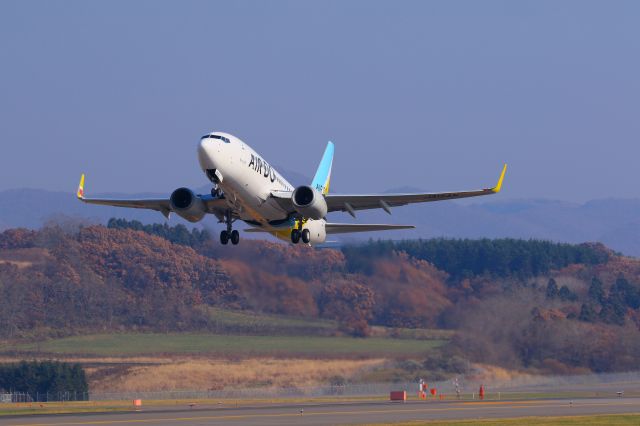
197;132;295;228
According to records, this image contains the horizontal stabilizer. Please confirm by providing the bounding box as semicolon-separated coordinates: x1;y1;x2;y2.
325;223;414;234
245;223;414;235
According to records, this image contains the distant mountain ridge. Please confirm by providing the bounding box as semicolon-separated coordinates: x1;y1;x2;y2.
1;187;639;256
344;197;640;257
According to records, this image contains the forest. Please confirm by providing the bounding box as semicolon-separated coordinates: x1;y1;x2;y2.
1;219;640;374
0;361;87;398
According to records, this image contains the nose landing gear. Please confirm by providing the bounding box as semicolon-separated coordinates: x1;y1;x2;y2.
210;184;224;199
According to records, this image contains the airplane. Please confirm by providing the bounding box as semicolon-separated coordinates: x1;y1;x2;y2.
77;132;507;246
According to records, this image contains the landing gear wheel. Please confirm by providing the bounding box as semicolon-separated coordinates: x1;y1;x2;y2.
291;229;301;244
301;229;311;244
220;230;229;245
230;230;240;245
211;186;224;198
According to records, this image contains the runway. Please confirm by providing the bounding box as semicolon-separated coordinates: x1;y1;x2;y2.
2;397;640;426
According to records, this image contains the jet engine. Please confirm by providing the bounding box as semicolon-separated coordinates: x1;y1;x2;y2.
292;185;327;220
169;187;207;222
302;219;327;244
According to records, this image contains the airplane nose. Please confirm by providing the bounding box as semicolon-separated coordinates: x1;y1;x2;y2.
198;138;216;169
198;138;211;154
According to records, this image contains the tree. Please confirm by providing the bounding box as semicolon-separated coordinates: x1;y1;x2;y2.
546;278;559;299
0;361;88;400
342;238;610;281
558;285;577;302
318;281;375;337
600;296;626;325
588;277;605;304
578;303;597;322
612;274;640;310
107;218;211;247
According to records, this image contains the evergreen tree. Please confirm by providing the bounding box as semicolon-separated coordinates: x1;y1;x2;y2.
0;361;88;400
599;295;626;325
546;278;559;299
107;218;210;247
588;277;605;304
578;303;597;322
612;274;640;309
342;238;610;280
558;285;578;301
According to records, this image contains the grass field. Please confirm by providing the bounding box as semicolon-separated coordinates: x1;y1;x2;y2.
89;357;386;391
4;333;446;357
207;308;337;335
0;321;450;392
207;308;455;340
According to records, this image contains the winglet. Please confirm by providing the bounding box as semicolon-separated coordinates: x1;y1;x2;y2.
77;174;85;199
492;164;507;193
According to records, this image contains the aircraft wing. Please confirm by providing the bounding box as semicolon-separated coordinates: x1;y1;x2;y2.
76;174;227;219
325;223;414;234
325;164;507;216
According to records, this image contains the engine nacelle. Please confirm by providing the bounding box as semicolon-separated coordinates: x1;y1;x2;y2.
169;187;207;223
302;219;327;244
292;185;327;220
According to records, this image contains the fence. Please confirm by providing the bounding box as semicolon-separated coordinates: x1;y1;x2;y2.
87;382;419;401
0;391;89;403
1;393;34;403
4;370;640;403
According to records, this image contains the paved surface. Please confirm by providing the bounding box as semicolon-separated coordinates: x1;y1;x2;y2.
2;397;640;426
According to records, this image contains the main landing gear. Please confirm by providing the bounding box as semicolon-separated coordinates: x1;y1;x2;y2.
220;210;239;245
291;222;310;245
220;229;239;245
210;185;224;198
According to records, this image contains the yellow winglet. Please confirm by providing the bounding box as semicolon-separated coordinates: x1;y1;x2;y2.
77;174;85;199
492;164;507;193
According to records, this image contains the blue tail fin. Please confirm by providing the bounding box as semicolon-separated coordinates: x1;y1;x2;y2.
311;141;334;195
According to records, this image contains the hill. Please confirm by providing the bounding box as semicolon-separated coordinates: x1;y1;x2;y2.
1;222;640;375
333;198;640;257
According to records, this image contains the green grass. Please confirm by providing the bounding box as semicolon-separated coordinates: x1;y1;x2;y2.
4;333;446;357
369;414;640;425
207;307;337;335
207;308;453;340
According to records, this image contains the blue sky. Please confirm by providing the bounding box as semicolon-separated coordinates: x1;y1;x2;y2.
1;1;638;201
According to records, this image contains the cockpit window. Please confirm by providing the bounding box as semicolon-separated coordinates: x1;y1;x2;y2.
201;134;230;143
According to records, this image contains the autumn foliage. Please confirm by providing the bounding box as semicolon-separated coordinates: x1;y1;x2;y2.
2;220;640;373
